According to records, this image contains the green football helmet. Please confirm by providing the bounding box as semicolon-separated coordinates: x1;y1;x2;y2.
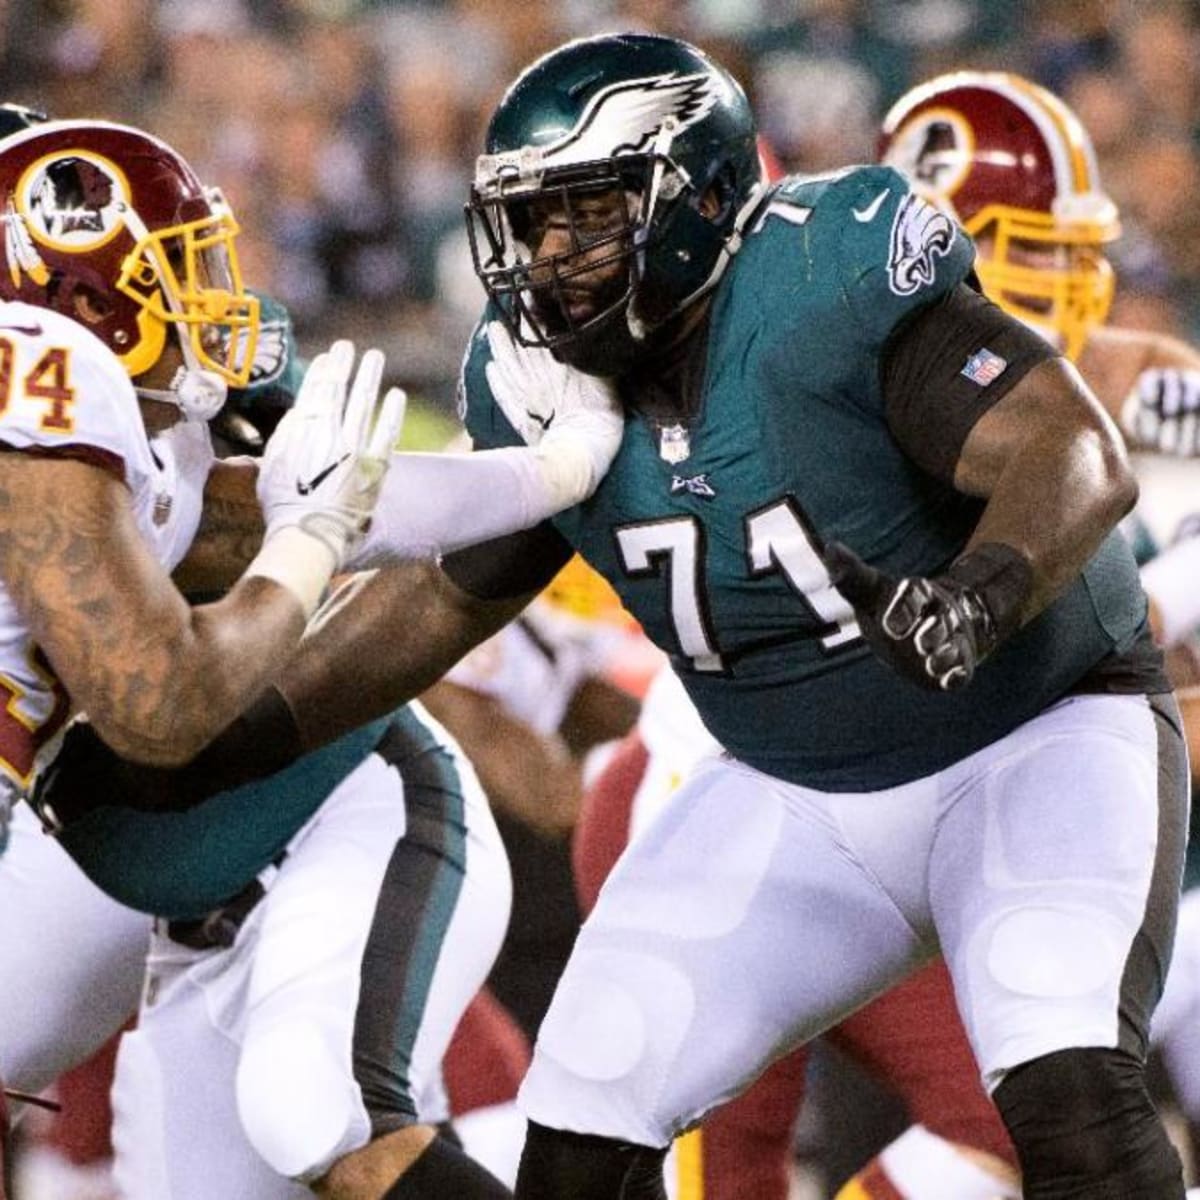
466;32;765;375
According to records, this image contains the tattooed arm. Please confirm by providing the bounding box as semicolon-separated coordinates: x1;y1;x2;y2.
0;454;306;766
172;457;265;596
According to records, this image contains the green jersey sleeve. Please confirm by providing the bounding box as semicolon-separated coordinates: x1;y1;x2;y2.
236;290;306;407
836;165;975;348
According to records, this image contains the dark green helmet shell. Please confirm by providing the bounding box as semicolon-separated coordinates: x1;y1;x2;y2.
468;32;764;371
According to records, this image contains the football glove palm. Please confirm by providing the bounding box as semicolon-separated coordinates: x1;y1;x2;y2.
248;339;405;615
257;339;405;562
484;320;624;506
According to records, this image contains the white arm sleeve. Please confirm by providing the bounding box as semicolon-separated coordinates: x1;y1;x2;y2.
344;447;570;566
1140;535;1200;646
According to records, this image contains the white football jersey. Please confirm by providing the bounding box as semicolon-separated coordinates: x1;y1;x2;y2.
628;665;722;841
444;600;627;735
0;302;212;792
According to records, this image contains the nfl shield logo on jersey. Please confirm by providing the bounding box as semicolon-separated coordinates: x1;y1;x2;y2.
658;423;691;464
960;348;1008;386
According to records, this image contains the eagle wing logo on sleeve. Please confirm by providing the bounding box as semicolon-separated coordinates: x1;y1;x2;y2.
244;317;289;387
886;192;956;296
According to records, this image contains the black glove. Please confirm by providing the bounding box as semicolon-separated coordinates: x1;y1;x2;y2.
823;541;1034;692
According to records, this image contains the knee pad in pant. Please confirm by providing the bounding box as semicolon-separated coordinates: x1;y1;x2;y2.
993;1047;1183;1199
515;1121;667;1200
237;1023;367;1181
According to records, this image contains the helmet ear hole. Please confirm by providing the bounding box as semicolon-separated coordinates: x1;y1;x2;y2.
72;285;113;323
698;165;736;224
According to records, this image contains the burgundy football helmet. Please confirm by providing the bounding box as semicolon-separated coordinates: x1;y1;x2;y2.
0;120;259;415
879;71;1119;360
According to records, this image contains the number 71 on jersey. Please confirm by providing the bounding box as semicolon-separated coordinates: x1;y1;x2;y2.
615;497;860;673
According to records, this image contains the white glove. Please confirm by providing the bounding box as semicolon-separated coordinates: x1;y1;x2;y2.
247;339;406;614
484;320;624;507
1120;366;1200;457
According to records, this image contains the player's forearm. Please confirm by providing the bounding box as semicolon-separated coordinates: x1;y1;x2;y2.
420;681;583;839
1115;334;1200;457
173;457;265;595
86;578;308;766
277;561;532;750
350;447;593;565
956;360;1138;620
176;445;583;588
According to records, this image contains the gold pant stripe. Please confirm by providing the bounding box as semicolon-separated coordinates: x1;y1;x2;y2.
674;1129;704;1200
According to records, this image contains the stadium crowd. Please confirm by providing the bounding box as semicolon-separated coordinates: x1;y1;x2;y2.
1;0;1196;412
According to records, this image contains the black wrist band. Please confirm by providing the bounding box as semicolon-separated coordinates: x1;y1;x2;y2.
945;542;1035;643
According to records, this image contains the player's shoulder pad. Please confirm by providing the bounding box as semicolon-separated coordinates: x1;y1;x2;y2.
739;163;897;240
0;301;142;463
831;165;975;344
457;303;522;450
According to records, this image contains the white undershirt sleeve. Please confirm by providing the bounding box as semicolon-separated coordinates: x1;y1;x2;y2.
344;448;571;566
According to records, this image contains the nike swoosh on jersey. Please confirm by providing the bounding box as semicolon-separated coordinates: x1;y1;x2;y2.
0;323;43;337
852;190;890;223
525;408;555;431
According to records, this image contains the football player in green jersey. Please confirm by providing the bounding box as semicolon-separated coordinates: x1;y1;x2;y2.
35;32;1190;1200
653;68;1200;1200
229;31;1188;1200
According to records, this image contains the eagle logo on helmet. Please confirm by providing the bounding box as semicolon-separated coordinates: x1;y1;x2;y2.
887;193;957;296
541;72;720;168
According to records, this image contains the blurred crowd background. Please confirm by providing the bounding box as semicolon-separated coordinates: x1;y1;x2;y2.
1;0;1197;427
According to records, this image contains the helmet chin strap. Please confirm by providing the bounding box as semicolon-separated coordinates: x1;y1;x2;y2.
136;362;228;421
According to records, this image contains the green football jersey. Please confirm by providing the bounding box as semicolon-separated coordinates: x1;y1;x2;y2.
465;166;1152;790
57;714;395;919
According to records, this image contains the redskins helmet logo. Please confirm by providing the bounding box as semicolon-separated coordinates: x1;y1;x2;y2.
16;150;130;251
883;108;974;200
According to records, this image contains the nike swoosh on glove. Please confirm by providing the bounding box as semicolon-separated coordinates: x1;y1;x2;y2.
257;339;406;563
